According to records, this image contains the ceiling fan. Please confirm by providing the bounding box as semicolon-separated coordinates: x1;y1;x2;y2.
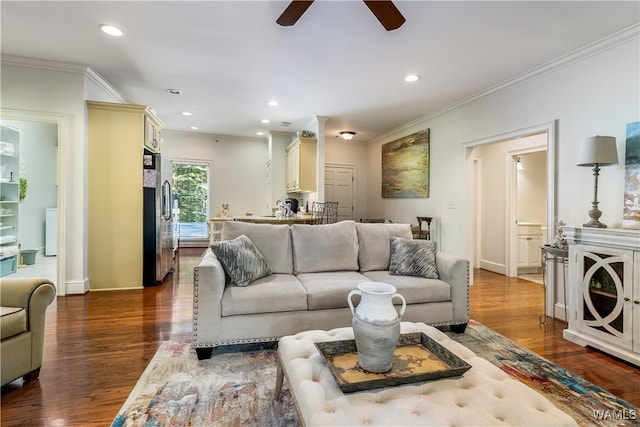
276;0;405;31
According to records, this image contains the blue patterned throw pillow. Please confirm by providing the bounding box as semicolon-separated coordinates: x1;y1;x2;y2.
211;234;273;287
389;237;438;279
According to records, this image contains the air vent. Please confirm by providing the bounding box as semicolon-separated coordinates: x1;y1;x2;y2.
280;122;291;127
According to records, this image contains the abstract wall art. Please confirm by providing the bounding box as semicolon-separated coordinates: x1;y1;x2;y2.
381;129;430;198
623;121;640;229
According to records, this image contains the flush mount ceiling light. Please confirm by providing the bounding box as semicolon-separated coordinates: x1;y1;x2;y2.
99;24;124;37
404;74;420;82
256;131;265;136
181;111;192;116
190;126;199;130
167;88;182;95
267;100;279;106
340;131;356;141
261;119;270;124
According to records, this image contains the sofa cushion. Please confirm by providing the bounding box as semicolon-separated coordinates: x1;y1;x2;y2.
221;221;293;274
389;237;438;279
362;270;451;304
221;274;308;316
291;220;359;274
296;271;370;310
211;234;273;287
0;306;27;340
355;223;413;271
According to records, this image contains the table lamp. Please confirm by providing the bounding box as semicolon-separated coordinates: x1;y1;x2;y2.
576;135;618;228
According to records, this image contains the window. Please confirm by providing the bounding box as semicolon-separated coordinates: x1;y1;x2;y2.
173;162;209;246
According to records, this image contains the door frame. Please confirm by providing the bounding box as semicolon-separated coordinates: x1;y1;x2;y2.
1;108;68;295
464;120;557;315
506;145;548;278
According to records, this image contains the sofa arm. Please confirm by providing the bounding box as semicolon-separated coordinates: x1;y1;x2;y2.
193;248;227;349
0;277;56;372
436;252;470;325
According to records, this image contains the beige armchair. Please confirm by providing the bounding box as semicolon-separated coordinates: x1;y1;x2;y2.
1;277;56;386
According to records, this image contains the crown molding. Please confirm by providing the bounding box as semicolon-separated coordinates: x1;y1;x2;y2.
1;54;127;103
371;23;640;145
85;67;128;104
1;54;88;74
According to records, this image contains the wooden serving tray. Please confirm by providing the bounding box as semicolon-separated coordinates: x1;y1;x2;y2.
315;332;471;393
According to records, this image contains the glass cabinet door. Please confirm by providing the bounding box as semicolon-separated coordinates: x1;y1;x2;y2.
578;245;634;350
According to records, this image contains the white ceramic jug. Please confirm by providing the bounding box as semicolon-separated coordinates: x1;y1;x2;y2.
347;282;407;373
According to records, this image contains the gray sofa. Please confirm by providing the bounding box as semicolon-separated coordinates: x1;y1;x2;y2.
193;220;469;359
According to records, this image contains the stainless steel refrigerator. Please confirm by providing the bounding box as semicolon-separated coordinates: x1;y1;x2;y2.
143;150;175;286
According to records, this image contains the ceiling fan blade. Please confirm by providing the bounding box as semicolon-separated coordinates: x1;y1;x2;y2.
276;1;315;26
363;0;405;31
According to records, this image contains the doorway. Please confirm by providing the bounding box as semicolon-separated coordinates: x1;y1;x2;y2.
1;114;63;293
464;121;557;316
172;160;210;247
513;150;547;284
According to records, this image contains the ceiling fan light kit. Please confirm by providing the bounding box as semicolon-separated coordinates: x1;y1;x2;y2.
277;0;405;31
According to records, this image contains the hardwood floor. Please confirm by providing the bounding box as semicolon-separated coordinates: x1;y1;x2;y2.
1;248;638;426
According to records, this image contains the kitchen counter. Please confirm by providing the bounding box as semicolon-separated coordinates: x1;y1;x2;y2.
232;215;315;225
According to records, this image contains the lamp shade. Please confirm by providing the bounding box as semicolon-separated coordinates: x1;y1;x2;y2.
576;136;618;166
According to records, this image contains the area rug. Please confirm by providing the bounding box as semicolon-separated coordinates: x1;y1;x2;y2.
455;320;638;426
112;321;638;426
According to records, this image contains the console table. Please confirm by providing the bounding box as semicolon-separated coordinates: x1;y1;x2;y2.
562;226;640;366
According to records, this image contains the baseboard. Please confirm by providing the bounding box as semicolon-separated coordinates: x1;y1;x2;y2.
479;260;505;275
65;279;89;295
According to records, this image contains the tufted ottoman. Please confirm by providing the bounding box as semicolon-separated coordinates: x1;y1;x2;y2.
275;322;576;426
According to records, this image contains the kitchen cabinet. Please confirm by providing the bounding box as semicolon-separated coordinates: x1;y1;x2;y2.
286;137;316;193
563;226;640;366
87;101;163;290
0;125;20;276
517;222;542;272
144;113;162;153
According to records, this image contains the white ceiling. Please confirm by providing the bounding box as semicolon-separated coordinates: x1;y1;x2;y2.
1;1;638;143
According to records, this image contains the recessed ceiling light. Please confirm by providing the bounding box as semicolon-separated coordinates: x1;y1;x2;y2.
261;119;270;124
267;100;279;107
181;111;192;116
190;126;199;130
256;131;265;136
167;88;182;95
99;24;124;37
404;74;420;82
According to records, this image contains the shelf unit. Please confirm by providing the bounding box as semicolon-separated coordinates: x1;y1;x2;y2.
0;125;20;276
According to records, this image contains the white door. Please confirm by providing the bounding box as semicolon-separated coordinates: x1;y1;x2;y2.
324;165;354;221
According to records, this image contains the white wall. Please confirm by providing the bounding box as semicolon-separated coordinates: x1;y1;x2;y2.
366;28;639;258
162;130;270;217
3;120;57;252
1;57;87;294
